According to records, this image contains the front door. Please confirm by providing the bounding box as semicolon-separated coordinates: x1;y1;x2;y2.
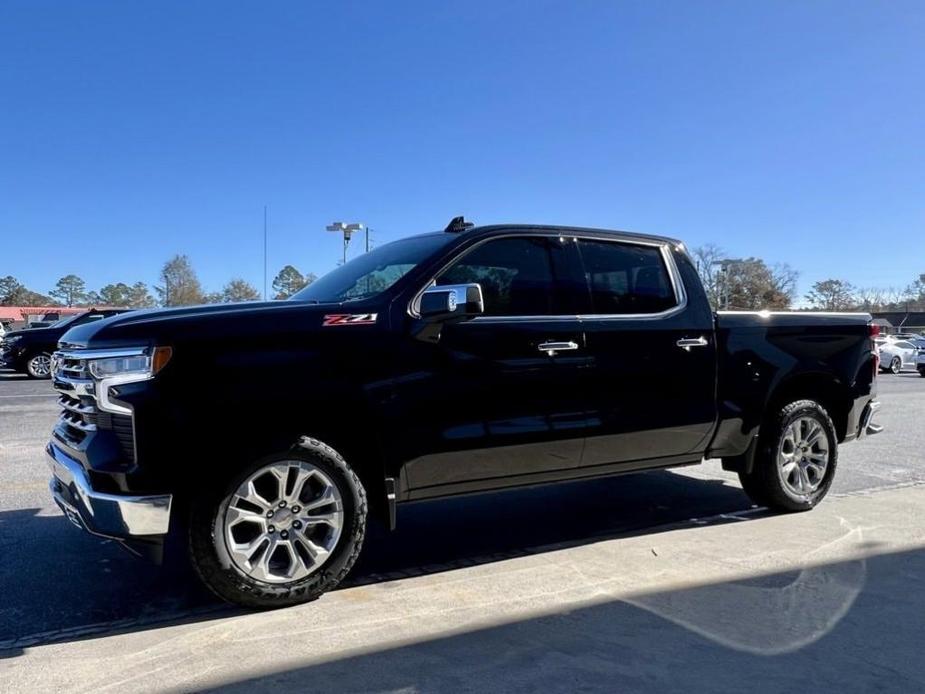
389;234;589;497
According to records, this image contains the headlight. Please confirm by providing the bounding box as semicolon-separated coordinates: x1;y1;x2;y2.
88;354;151;379
87;346;172;380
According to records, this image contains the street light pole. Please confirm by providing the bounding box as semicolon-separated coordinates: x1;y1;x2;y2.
325;222;365;266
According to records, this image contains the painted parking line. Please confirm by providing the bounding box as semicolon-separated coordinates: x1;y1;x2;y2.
0;394;58;398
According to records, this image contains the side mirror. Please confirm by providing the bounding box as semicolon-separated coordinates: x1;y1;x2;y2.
419;283;484;322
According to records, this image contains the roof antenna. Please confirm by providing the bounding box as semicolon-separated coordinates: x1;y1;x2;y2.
444;215;474;233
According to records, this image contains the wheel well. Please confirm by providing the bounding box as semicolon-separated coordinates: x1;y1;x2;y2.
170;417;390;528
765;374;850;442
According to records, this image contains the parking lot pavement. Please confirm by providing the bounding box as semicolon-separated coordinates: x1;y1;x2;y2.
1;369;924;692
3;483;924;693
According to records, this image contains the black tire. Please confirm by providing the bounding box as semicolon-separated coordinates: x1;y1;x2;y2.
188;437;367;609
738;399;838;512
889;357;902;375
25;352;52;379
919;368;925;378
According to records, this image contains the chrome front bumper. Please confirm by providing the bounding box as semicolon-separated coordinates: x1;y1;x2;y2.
46;443;172;538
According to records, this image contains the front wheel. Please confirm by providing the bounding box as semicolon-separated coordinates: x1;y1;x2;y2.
25;352;53;379
889;356;902;374
738;399;838;512
188;438;367;609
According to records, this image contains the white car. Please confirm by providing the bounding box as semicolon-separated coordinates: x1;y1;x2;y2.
876;338;919;374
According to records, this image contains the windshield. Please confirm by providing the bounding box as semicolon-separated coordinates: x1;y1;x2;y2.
48;313;83;329
290;234;450;304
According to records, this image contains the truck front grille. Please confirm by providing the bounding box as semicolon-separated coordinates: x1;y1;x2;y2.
52;352;136;464
57;394;98;445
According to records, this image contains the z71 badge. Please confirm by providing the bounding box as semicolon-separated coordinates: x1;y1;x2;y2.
322;313;378;326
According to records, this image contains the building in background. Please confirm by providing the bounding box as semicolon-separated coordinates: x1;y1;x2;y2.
871;311;925;335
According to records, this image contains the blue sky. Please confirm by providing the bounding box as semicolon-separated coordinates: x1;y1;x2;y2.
1;1;923;301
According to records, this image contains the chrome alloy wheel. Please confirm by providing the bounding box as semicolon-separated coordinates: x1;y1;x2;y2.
218;460;345;584
777;416;830;498
29;354;52;377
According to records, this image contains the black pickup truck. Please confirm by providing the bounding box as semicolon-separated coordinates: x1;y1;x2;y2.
46;219;880;608
1;309;129;378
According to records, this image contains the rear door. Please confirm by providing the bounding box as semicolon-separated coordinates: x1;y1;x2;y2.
389;234;590;496
574;237;717;468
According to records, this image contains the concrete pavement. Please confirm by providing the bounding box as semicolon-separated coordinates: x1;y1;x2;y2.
2;484;925;693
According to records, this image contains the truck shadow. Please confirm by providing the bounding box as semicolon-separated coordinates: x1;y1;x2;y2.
0;469;756;656
202;545;925;694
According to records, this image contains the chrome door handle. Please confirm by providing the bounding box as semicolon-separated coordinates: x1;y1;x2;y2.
677;336;709;351
538;341;579;355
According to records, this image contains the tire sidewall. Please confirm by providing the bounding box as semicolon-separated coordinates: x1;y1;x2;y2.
189;442;366;608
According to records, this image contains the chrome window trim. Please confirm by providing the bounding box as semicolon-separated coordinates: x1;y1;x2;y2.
407;231;686;322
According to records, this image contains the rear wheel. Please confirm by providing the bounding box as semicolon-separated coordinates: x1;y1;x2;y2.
25;352;52;379
189;438;367;609
889;356;902;374
738;400;837;512
919;368;925;378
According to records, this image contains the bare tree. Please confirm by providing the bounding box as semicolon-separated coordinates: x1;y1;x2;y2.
805;279;856;311
690;244;725;308
692;245;797;310
853;287;887;311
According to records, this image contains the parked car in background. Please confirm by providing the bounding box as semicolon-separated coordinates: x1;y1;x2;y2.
45;220;880;608
0;309;130;378
875;337;918;374
892;333;925;349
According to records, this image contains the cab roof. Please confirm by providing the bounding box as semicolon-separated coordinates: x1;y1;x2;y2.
453;223;684;248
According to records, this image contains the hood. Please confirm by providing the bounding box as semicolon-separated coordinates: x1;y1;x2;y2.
59;299;373;349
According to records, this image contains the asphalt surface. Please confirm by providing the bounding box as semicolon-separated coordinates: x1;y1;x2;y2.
1;369;923;652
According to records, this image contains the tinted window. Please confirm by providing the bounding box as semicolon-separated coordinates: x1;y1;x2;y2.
576;240;676;315
437;237;564;316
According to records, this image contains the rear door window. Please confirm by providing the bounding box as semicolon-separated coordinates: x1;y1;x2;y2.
575;239;677;315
